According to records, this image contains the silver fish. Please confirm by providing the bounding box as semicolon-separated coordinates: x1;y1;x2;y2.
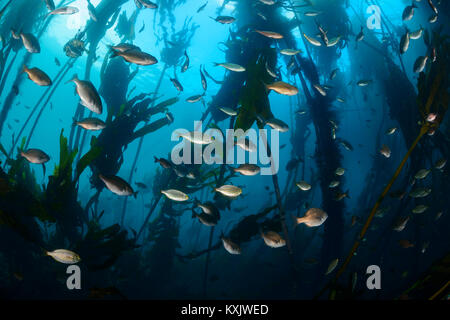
99;174;136;197
67;74;103;114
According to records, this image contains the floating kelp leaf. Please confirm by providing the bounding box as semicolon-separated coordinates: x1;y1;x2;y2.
235;52;275;132
153;97;179;109
132;117;168;140
53;130;77;180
0;142;8;158
75;146;102;181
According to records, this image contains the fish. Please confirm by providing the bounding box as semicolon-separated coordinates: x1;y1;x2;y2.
235;138;257;152
317;22;329;46
99;174;137;197
154;156;172;169
334;190;350;201
219;107;237;116
336;97;345;103
402;3;418;21
111;48;158;66
170;78;183;92
74;117;106;131
313;84;327;96
356;26;364;42
21;149;50;164
260;230;286;248
215;185;242;198
399;240;414;249
196;202;220;217
400;32;410;54
177;131;214;145
197;1;208;13
186;94;205;103
412;204;428;214
161;189;188;201
357;80;372;87
303;33;322;46
136;0;158;9
200;66;207;91
46;249;81;264
335;167;345;176
280;49;301;56
435;211;443;220
304;11;321;17
434;158;447;170
257;12;267;21
135;182;147;189
421;241;430;254
385;127;397;135
214;62;246;72
390;190;406;200
327;36;341;47
427;0;438;15
66;74;103;114
166;112;174;124
330;68;339;80
232;164;260;176
264;81;298;96
296;180;311;191
265;61;278;78
414;169;431;180
380;144;391;158
54;57;61;66
20;33;40;53
256;115;289;132
254;30;283;39
48;6;79;15
193;212;217;226
325;259;339;275
409;187;431;198
409;27;423;40
23;65;52;86
210;16;235;24
111;43;141;53
429;14;438;23
413;56;428;73
44;0;56;11
292;208;328;227
181;50;189;73
339;140;353;151
221;234;241;254
329;180;340;188
393;216;410;232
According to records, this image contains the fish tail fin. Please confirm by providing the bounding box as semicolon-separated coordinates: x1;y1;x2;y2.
346;189;351;199
209;16;216;21
22;65;28;73
153;156;158;163
133;191;139;199
66;74;78;84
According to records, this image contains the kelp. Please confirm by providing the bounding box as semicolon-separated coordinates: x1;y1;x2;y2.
75;222;138;271
315;32;450;300
234;49;276;132
398;252;450;300
177;204;277;260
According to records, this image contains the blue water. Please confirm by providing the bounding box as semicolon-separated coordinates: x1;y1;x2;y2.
0;0;448;299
